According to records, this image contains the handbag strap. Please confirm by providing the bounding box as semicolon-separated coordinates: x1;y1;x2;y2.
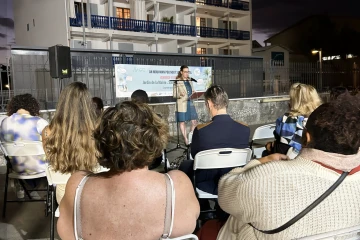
249;171;349;234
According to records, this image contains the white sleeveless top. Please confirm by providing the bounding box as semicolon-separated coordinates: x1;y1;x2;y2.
73;173;176;240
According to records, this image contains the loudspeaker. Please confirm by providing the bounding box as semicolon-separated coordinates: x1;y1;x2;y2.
49;45;72;78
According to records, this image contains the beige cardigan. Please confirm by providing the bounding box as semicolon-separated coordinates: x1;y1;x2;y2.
217;156;360;240
173;80;195;113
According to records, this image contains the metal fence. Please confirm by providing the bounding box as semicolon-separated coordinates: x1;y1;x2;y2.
9;46;264;110
6;46;360;111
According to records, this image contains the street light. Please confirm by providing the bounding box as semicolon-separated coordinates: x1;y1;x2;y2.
312;48;322;91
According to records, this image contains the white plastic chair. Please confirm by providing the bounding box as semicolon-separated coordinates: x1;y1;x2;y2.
188;131;194;160
297;225;360;240
1;141;48;218
170;234;199;240
44;163;71;240
250;123;276;158
193;148;252;199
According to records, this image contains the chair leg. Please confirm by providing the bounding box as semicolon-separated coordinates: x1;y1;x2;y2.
45;184;49;217
50;186;55;240
2;168;9;218
18;180;32;199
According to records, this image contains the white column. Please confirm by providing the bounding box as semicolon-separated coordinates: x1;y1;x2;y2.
130;0;146;20
86;0;91;29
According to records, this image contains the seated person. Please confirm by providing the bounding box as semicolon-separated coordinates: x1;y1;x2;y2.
265;83;322;155
179;85;250;195
0;94;48;175
131;89;163;170
215;93;360;240
92;97;104;117
57;101;200;240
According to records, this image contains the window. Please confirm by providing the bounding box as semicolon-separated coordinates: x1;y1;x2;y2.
197;48;207;54
74;2;87;14
223;49;232;55
196;17;206;27
223;21;231;29
27;24;29;31
116;8;130;19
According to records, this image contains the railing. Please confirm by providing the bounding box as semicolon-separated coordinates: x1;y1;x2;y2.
70;15;247;39
69;13;87;27
157;22;196;36
177;0;195;2
196;0;250;11
91;15;109;29
229;30;250;40
110;17;156;33
198;26;228;38
112;56;134;65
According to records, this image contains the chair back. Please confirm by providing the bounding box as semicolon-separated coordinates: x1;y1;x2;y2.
45;163;71;186
298;225;360;240
252;124;276;141
1;141;45;157
169;234;199;240
193;148;252;170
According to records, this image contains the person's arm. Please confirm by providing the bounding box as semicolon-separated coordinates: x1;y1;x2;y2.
218;154;288;216
57;171;89;240
168;170;200;237
190;127;200;158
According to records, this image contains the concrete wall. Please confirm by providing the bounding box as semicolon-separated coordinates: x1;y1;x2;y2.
13;0;68;47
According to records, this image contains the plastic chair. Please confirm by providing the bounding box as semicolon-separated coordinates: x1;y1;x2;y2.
1;141;48;218
250;123;276;158
193;148;252;199
297;225;360;240
170;234;199;240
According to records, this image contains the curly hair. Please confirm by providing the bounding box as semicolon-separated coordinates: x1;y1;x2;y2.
45;82;99;173
306;93;360;155
93;101;168;172
7;94;40;116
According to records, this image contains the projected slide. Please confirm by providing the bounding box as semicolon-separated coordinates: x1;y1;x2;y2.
115;64;212;98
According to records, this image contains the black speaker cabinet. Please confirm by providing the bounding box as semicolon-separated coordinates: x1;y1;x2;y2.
49;45;72;78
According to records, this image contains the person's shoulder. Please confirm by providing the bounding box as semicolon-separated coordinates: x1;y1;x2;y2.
66;171;92;192
234;120;249;127
196;121;213;131
167;170;194;194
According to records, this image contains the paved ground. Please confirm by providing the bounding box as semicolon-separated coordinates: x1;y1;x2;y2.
0;124;264;240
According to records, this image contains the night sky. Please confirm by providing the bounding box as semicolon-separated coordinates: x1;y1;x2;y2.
0;0;359;64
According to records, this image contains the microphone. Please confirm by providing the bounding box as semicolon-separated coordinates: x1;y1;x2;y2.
188;77;197;82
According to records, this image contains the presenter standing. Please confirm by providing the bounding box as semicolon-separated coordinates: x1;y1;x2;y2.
173;65;198;145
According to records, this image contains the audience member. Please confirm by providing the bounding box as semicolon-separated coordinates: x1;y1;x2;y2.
42;82;99;204
0;94;48;175
214;93;360;239
265;83;322;155
57;101;200;240
179;85;250;195
130;89;163;170
131;89;150;103
92;97;104;117
330;86;347;100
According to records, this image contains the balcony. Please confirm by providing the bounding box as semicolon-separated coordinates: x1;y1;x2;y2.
197;26;250;40
196;0;250;11
111;18;156;33
70;15;197;37
157;22;196;36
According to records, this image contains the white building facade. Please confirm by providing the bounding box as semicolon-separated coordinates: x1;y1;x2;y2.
13;0;252;56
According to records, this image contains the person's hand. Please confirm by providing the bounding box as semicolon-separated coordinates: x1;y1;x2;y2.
180;92;185;97
259;153;289;164
265;141;274;152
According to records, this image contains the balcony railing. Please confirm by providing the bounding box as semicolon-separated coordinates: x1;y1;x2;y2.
70;15;247;40
177;0;195;2
157;22;196;36
198;26;228;38
230;30;250;40
91;15;109;29
111;18;156;33
196;0;250;11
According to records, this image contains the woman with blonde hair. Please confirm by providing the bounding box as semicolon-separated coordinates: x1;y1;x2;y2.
265;83;322;155
42;82;99;204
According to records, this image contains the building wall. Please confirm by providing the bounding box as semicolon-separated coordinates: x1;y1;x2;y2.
13;0;68;47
